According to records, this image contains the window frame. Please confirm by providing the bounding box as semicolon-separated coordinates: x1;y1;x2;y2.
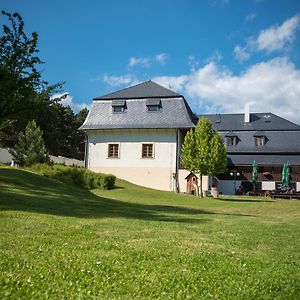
255;136;265;147
112;106;125;113
147;105;160;112
107;143;120;158
227;136;236;146
141;143;154;159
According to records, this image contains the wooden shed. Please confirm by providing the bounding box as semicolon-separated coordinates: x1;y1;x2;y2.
185;173;198;195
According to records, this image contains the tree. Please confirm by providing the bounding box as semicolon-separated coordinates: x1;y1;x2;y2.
0;11;87;160
181;117;227;197
0;11;61;146
9;120;49;167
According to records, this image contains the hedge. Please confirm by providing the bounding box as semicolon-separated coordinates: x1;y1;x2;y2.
29;164;116;190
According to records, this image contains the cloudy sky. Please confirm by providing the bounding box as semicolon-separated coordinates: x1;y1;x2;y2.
2;0;300;123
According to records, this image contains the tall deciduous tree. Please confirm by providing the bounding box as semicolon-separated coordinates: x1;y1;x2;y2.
181;117;227;197
9;120;49;167
0;10;61;145
0;11;86;160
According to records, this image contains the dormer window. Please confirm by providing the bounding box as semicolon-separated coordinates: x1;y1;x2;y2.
227;136;236;146
254;131;266;146
146;98;161;112
225;132;237;146
255;136;265;146
112;100;126;113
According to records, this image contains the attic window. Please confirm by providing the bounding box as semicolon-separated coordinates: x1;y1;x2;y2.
227;136;236;146
225;132;237;146
146;98;161;112
112;100;126;113
255;136;265;146
254;131;266;146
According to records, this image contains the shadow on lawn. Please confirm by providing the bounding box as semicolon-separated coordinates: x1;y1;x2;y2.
0;168;252;223
217;197;274;203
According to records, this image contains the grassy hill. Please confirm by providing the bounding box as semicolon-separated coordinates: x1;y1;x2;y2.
1;166;300;299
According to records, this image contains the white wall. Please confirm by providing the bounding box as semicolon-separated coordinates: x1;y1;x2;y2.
178;169;209;193
49;155;84;167
87;129;178;191
0;148;13;164
218;180;242;195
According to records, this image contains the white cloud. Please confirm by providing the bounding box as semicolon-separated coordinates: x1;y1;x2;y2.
234;15;300;62
152;75;188;92
205;50;223;64
51;93;90;112
129;57;150;68
155;53;168;65
128;53;168;68
256;15;300;52
102;74;138;87
245;13;256;22
210;0;229;7
234;45;250;63
153;57;300;124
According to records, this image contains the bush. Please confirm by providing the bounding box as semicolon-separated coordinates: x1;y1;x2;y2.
29;164;116;190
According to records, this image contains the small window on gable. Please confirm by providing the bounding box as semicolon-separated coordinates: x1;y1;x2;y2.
142;143;154;158
255;136;265;146
146;98;161;112
108;143;119;158
112;100;126;113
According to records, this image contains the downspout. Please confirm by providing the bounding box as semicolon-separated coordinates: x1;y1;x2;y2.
175;129;180;193
84;133;88;169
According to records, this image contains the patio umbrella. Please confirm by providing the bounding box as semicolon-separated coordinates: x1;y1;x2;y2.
252;160;258;184
282;161;290;187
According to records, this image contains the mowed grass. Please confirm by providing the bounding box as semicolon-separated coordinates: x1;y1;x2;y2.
0;166;300;299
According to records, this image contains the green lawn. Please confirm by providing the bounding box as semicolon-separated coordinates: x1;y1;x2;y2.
0;166;299;299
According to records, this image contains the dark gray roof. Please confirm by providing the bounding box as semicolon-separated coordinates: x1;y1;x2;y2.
225;131;237;137
228;154;300;166
221;131;300;153
146;98;161;106
200;113;300;131
95;80;181;100
80;97;195;130
112;100;126;107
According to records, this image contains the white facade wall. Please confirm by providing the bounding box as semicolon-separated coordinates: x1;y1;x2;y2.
87;129;178;191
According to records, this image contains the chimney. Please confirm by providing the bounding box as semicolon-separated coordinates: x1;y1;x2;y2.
244;104;250;123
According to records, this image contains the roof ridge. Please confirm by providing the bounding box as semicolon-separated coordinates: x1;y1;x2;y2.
97;80;148;99
94;80;181;100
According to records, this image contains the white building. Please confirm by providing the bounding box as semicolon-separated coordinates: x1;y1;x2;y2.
80;80;209;192
80;80;300;194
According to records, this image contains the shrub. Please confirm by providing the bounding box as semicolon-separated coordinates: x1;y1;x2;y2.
29;164;116;190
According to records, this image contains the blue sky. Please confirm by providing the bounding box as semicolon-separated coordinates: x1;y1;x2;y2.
2;0;300;123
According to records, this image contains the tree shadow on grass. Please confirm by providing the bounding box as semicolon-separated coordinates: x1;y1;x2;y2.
0;168;253;223
217;197;274;203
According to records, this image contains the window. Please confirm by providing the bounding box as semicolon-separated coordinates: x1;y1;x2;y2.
108;144;119;158
225;131;237;146
142;144;154;158
227;136;236;146
113;106;125;113
146;98;161;112
112;100;126;113
147;105;159;112
255;136;265;146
